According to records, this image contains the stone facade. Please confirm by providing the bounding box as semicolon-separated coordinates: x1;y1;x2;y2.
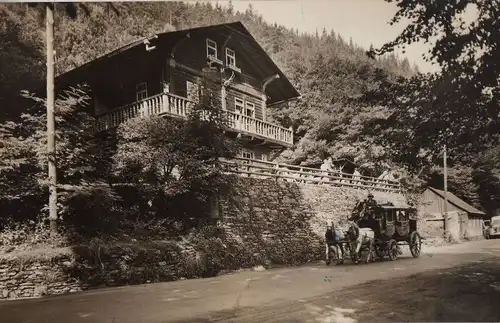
0;253;83;300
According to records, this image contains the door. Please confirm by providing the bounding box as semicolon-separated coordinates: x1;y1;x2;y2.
458;212;468;239
186;80;200;103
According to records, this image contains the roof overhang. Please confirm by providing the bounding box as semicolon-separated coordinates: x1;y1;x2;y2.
52;22;300;104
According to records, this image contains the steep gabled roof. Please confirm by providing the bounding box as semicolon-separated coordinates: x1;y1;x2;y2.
427;187;486;216
55;21;300;105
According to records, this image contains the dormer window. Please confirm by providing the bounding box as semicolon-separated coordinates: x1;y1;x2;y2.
226;48;236;67
206;39;217;59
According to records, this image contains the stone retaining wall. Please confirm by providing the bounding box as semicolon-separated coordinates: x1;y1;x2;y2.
0;177;408;300
221;177;407;239
0;252;83;300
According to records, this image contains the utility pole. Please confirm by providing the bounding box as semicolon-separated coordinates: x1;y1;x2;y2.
443;143;448;234
46;3;58;236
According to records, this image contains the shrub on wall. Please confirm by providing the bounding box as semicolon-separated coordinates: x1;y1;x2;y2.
68;238;186;287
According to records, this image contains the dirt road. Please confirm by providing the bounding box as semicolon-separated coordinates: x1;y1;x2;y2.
2;239;500;323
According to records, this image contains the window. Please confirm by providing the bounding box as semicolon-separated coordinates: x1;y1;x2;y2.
206;39;217;59
226;48;236;67
241;151;254;159
245;102;255;118
234;97;255;118
235;98;244;115
386;210;395;223
136;82;148;101
396;211;407;222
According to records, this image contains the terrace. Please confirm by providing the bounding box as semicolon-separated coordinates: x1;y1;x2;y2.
94;92;294;147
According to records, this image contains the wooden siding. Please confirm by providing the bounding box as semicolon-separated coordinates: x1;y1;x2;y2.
91;53;163;114
170;68;200;98
91;31;271;121
419;188;462;217
174;34;208;72
225;87;263;120
173;32;266;112
168;62;264;121
465;215;484;239
418;188;485;240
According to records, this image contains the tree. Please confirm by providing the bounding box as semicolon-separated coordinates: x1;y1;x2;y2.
112;66;240;230
0;85;116;232
369;0;500;126
25;2;119;236
0;6;44;121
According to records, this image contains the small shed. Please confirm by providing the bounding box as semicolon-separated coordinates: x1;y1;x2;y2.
418;187;486;240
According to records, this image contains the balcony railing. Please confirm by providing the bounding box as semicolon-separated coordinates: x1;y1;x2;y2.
221;157;402;193
95;93;294;146
225;111;293;146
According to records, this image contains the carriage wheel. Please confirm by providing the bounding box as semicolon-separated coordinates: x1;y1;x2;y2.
388;239;399;261
374;243;386;259
409;231;422;258
350;252;359;264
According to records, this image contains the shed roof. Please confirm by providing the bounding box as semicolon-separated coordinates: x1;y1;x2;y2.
54;21;300;105
427;187;486;216
332;158;358;167
377;205;415;211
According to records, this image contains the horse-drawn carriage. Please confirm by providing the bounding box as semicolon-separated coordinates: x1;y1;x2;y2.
326;197;422;265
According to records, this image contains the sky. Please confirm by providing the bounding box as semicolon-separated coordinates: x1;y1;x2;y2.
214;0;439;72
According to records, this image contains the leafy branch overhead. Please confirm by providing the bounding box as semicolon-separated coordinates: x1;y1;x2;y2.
362;0;500;211
368;0;499;115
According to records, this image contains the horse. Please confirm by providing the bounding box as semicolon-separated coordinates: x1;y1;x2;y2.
325;222;348;264
346;220;375;264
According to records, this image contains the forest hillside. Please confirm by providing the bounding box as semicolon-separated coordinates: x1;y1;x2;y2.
1;1;498;216
0;2;415;165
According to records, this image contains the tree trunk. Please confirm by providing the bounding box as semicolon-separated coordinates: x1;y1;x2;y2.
443;144;448;234
46;4;58;237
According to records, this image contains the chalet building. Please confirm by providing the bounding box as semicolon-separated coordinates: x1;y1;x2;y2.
55;21;300;161
418;187;486;241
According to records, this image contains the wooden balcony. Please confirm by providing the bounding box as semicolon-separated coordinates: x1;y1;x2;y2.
95;93;294;146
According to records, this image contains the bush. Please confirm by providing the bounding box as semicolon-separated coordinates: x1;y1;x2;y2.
69;238;185;287
0;217;67;252
263;236;323;266
184;225;248;276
